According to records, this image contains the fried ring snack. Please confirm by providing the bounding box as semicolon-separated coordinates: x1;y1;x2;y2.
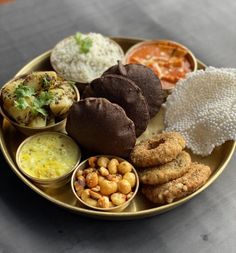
142;162;211;204
130;132;185;167
139;151;191;185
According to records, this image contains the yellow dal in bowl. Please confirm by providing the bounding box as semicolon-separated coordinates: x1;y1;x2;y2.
17;132;79;179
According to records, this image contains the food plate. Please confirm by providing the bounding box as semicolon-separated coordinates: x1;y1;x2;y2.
0;37;235;220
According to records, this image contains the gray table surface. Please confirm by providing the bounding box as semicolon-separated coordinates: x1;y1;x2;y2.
0;0;236;252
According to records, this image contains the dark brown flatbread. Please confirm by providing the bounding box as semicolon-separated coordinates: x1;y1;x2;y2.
82;85;95;98
83;74;150;137
65;98;136;158
103;62;164;118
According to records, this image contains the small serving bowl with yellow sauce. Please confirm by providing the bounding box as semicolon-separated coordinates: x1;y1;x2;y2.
16;131;81;188
124;39;197;90
71;155;139;212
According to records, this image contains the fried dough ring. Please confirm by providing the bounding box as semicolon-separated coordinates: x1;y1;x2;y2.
139;151;191;185
130;132;185;167
142;162;211;204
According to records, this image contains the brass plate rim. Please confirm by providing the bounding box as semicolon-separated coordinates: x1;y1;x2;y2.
1;36;235;220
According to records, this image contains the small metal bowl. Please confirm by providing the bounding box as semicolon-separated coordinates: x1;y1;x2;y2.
71;155;139;212
124;39;198;91
50;34;125;85
16;131;81;189
0;74;80;136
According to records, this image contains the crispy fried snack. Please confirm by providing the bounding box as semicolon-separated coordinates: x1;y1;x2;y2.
139;151;191;185
130;132;185;167
142;162;211;204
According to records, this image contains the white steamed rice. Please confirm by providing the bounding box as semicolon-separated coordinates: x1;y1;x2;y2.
50;33;124;83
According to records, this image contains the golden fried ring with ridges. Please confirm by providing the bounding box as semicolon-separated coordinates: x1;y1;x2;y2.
139;151;191;185
142;162;211;204
130;132;185;168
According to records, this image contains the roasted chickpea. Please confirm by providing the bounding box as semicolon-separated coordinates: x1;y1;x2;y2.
81;189;90;201
108;159;119;174
91;185;100;192
111;193;126;206
99;166;109;176
86;172;98;188
88;156;97;168
74;175;86;197
97;196;110;208
97;157;110;168
118;179;131;194
106;174;122;182
117;161;132;174
85;198;98;207
74;181;84;197
98;175;105;184
76;169;83;178
123;172;136;187
83;167;95;176
81;189;98;207
90;190;102;200
75;175;85;187
99;179;117;195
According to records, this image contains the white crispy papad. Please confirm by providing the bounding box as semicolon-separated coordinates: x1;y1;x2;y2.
163;67;236;156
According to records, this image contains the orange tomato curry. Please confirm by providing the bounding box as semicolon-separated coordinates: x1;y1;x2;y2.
127;43;192;89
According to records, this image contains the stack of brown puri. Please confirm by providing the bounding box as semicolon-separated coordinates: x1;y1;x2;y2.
130;132;212;205
66;62;164;158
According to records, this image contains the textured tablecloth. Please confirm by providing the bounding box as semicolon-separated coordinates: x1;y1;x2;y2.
0;1;236;252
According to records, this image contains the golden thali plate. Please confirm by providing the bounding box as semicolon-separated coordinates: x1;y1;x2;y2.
0;37;235;220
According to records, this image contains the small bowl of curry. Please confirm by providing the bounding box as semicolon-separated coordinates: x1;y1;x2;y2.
16;131;81;188
124;40;197;90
